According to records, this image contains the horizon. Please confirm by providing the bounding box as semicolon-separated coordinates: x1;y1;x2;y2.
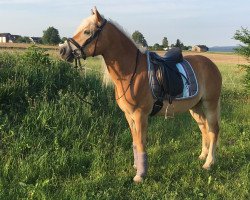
0;0;249;47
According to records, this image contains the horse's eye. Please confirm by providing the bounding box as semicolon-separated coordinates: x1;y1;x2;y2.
84;30;91;35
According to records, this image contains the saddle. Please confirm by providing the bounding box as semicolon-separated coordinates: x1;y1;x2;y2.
147;48;198;116
149;47;184;102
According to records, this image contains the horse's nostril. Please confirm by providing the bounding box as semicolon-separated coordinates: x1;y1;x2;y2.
60;47;66;56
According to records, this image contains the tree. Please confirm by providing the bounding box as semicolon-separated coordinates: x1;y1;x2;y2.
153;43;160;50
233;27;250;91
61;37;67;43
162;37;169;48
172;39;190;50
174;39;184;49
132;31;148;47
234;27;250;59
152;43;164;51
42;27;61;45
15;36;31;43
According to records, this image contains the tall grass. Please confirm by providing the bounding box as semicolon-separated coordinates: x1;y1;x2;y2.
0;48;249;199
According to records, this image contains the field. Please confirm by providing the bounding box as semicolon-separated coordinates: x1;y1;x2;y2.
0;47;249;199
0;43;58;50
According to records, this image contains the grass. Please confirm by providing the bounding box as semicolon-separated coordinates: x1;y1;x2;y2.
0;47;249;199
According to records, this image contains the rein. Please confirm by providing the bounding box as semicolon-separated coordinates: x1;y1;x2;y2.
76;49;139;106
116;49;140;101
66;19;107;67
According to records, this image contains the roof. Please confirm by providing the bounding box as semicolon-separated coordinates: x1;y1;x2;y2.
12;35;21;38
195;45;208;49
30;37;42;39
0;33;11;37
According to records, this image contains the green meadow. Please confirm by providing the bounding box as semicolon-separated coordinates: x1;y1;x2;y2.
0;47;249;199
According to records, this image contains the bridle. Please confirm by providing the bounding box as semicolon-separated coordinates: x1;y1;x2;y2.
65;18;140;101
66;19;107;67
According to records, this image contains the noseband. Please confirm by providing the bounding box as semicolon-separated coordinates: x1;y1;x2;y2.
66;19;107;66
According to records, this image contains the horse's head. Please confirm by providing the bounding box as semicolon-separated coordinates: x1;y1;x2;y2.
59;7;106;62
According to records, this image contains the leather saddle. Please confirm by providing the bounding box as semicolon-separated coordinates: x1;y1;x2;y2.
149;47;184;102
163;47;183;62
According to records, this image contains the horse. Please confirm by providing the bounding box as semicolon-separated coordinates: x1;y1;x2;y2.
59;7;222;183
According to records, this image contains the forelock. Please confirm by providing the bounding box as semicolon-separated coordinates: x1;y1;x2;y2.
74;16;96;36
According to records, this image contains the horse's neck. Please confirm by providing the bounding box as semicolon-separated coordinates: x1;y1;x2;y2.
102;23;139;86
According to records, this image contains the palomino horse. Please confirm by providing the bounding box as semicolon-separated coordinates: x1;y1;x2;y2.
59;7;222;182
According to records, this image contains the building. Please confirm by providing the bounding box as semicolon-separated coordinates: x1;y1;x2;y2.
29;37;42;44
0;33;42;44
0;33;20;43
0;33;12;43
192;45;209;52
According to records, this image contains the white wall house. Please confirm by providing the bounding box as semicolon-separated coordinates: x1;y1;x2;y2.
0;36;6;43
192;45;209;52
0;33;20;43
0;33;12;43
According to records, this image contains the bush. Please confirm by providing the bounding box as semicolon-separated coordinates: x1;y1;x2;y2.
0;47;117;124
242;64;250;91
234;27;250;92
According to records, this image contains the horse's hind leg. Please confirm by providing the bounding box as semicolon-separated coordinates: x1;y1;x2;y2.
202;99;220;169
189;101;209;160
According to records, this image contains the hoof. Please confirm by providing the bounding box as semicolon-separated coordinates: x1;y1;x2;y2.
133;175;144;183
202;160;214;170
198;154;207;160
202;164;211;170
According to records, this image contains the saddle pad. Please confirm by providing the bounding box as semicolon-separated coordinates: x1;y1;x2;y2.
147;51;198;100
175;59;198;99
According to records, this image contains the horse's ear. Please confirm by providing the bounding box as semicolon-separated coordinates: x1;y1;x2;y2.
91;9;94;15
93;6;102;24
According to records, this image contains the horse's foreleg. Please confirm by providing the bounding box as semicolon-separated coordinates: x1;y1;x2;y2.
125;113;138;169
133;112;148;182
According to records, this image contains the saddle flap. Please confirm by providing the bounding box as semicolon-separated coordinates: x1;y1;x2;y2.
155;62;183;98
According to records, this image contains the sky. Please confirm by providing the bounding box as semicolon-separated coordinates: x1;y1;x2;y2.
0;0;249;47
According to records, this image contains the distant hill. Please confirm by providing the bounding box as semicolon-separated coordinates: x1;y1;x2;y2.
208;46;238;52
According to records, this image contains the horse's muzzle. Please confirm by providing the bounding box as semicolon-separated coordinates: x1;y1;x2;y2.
59;45;74;62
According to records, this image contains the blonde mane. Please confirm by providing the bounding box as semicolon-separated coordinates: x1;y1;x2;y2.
100;18;147;87
108;19;147;53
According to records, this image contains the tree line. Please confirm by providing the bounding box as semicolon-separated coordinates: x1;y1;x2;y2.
131;30;191;50
14;27;65;45
15;26;190;49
